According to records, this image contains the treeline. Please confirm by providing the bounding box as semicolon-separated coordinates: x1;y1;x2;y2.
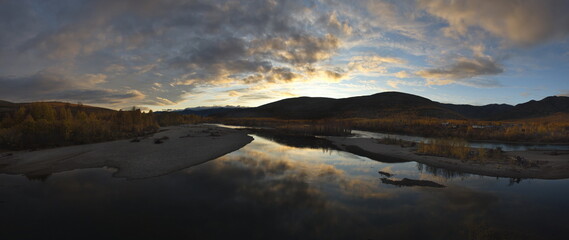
0;103;206;150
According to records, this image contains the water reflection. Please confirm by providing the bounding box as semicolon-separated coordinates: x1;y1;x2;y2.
417;162;471;180
379;177;446;188
248;130;338;150
1;135;569;239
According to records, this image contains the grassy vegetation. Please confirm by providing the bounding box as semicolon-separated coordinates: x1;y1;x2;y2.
348;114;569;143
417;138;504;161
0;103;206;150
217;114;569;143
221;118;352;136
417;138;544;167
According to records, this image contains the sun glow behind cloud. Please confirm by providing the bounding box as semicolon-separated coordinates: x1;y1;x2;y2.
1;0;569;109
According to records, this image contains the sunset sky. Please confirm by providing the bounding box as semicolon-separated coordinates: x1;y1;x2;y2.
1;0;569;110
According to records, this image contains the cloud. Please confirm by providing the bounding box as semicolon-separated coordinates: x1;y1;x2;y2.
417;56;503;87
55;89;145;104
364;0;428;40
265;67;301;83
230;89;298;103
0;70;145;104
350;55;405;64
82;74;108;86
227;91;241;97
152;97;177;106
393;71;411;78
163;9;342;87
317;12;353;36
4;0;563;108
418;0;569;46
250;34;340;66
105;64;127;73
348;55;406;75
387;79;424;89
1;0;349;107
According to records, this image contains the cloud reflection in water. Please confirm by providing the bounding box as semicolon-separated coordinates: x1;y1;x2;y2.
1;135;568;239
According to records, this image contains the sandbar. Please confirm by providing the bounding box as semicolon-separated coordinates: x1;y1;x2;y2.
0;125;253;179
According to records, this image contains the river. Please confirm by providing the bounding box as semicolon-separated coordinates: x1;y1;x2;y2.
1;133;568;239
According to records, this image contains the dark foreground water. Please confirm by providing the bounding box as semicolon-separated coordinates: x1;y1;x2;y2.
1;135;569;240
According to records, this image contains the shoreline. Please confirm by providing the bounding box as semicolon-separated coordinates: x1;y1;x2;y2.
326;137;569;179
0;125;253;179
350;128;569;146
467;139;569;146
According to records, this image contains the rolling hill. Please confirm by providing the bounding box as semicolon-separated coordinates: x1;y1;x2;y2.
491;96;569;120
218;92;463;119
216;92;569;120
169;106;248;117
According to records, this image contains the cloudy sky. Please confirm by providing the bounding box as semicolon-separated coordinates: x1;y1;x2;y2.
1;0;569;110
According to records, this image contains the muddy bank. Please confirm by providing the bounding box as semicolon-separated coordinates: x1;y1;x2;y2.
0;125;253;179
326;137;569;179
380;178;446;188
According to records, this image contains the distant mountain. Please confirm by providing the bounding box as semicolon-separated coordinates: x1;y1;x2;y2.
216;92;569;120
168;106;249;117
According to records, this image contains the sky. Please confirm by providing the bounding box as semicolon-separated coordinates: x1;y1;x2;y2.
1;0;569;110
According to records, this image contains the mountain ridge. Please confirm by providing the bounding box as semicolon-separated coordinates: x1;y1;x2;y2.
216;92;569;120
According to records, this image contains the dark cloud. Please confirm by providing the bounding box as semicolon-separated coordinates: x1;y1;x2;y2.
250;34;340;66
265;67;301;83
0;70;144;104
0;71;70;96
168;38;274;84
168;33;340;85
417;57;503;87
317;12;353;37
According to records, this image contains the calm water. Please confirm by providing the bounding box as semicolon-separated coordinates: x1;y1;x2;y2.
1;134;569;239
